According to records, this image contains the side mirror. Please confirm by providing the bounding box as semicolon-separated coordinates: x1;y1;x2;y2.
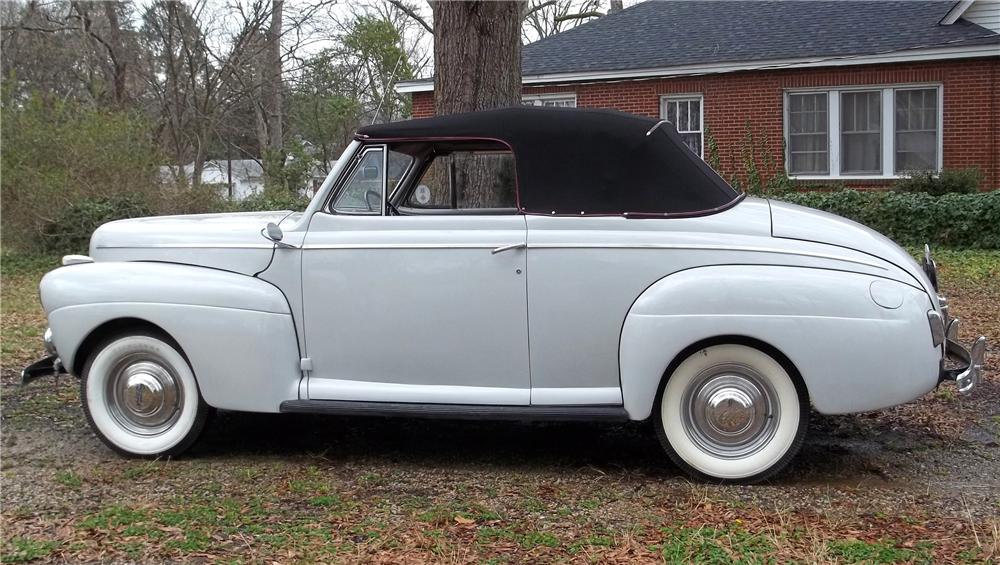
265;222;283;242
261;222;298;249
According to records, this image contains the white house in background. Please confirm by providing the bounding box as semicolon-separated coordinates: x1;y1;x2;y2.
159;159;334;200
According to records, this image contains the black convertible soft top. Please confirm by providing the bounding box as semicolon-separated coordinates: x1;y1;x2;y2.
356;106;742;217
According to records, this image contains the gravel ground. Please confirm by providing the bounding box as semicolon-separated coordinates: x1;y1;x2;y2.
1;252;997;563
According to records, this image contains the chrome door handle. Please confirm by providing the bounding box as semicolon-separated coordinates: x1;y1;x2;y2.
491;243;526;255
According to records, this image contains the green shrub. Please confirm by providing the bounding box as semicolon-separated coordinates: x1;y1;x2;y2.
155;183;229;216
233;190;311;212
1;94;161;251
41;195;153;254
777;189;1000;248
893;168;979;195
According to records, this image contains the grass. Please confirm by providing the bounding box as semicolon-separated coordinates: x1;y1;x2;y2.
0;252;57;367
0;538;59;563
915;247;1000;284
53;470;82;489
658;525;775;564
827;538;935;564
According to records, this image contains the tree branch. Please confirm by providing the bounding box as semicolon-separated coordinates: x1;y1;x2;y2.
554;11;604;22
386;0;432;35
522;0;556;20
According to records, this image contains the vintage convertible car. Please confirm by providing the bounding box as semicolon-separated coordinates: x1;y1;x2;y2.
24;107;985;482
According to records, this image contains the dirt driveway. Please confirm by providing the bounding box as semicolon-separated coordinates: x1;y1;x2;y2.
2;252;998;563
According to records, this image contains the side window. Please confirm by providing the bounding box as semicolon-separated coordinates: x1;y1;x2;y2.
332;148;413;214
405;151;517;211
333;148;385;214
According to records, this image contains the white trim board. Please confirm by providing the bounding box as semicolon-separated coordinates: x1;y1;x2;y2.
395;44;999;94
941;0;975;25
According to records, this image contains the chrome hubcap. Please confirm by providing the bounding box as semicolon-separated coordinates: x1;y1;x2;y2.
107;355;182;436
682;364;779;458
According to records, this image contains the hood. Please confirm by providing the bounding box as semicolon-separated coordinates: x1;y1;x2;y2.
768;199;935;297
89;210;295;275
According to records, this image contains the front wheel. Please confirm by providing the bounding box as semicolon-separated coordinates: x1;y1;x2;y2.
81;331;209;457
654;343;809;483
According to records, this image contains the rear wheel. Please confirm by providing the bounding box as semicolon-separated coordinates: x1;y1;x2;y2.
81;331;209;457
654;343;808;483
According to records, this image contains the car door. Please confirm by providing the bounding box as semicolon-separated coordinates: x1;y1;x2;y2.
301;144;531;405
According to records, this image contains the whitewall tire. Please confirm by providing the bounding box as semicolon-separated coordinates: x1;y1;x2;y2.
81;332;209;457
655;343;808;483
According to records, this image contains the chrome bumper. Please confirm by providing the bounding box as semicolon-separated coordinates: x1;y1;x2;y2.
940;331;986;394
924;245;986;395
21;327;67;385
21;354;66;385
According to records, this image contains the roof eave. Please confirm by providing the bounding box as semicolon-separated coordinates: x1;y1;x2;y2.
395;43;999;94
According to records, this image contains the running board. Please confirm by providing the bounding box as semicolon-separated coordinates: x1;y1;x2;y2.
279;400;629;422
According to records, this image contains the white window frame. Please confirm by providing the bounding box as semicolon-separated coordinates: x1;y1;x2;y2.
660;94;705;158
783;83;943;180
522;93;577;107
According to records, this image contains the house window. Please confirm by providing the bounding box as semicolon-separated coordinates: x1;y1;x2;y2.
522;93;576;108
662;96;703;157
840;91;882;174
895;88;939;173
787;93;829;175
783;85;942;179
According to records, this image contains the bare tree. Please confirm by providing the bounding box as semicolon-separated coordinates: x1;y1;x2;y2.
138;0;273;188
522;0;610;43
1;0;140;106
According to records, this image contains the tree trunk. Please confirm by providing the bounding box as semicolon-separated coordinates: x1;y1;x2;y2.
99;1;128;106
264;0;283;153
432;1;522;115
432;0;523;207
257;0;284;191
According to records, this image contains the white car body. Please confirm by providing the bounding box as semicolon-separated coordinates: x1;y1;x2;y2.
28;108;983;482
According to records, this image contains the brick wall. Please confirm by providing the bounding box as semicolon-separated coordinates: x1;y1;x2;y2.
410;58;1000;189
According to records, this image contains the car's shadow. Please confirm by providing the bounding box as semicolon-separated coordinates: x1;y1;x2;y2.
194;410;663;469
189;409;946;485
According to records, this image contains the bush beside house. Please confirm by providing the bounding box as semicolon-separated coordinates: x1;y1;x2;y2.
778;189;1000;249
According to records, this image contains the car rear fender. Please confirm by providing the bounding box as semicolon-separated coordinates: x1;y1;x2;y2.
619;265;940;419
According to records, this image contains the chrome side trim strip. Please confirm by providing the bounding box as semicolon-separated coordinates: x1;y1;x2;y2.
304;243;501;250
298;242;882;267
96;243;275;249
307;378;530;405
152;240;889;269
527;243;887;269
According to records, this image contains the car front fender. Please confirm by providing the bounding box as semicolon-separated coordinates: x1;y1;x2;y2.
41;262;300;413
619;265;940;419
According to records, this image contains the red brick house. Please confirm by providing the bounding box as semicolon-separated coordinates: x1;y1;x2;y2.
397;0;1000;189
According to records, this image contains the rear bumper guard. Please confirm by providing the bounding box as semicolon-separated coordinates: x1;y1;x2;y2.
939;333;986;395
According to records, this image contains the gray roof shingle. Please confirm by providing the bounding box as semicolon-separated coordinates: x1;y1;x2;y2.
521;0;1000;76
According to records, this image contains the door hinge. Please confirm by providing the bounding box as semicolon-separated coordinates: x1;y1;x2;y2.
300;357;313;372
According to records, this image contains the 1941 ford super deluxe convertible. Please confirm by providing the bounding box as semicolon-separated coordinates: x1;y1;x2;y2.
23;107;986;483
